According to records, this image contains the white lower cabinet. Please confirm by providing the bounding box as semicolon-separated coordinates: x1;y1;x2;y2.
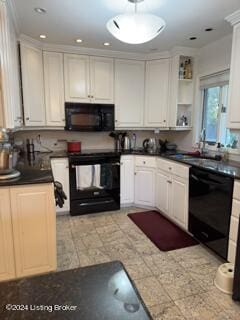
171;176;189;229
228;180;240;263
156;159;189;230
120;156;134;205
51;158;70;212
155;170;171;217
135;167;155;207
0;183;56;281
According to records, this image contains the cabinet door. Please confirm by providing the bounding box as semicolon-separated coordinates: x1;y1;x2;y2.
20;44;45;126
90;56;114;104
227;23;240;129
135;167;155;206
51;158;70;212
115;59;144;127
0;188;15;281
44;52;65;126
155;170;171;216
64;54;90;102
171;176;188;229
145;59;170;127
120;156;134;205
10;184;56;278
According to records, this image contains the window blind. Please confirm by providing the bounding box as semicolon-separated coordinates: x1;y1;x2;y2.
200;70;230;89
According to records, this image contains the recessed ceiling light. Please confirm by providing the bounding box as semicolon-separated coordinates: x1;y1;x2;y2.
39;34;47;39
34;7;47;14
205;28;214;32
189;37;197;40
103;42;111;46
75;39;83;43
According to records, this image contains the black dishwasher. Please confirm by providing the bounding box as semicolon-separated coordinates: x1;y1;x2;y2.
189;167;234;260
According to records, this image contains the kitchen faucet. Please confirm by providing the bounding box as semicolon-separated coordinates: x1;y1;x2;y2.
200;128;208;155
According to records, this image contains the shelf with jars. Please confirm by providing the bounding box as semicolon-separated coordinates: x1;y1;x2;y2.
169;54;196;130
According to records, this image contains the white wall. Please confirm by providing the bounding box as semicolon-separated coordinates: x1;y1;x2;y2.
198;34;232;77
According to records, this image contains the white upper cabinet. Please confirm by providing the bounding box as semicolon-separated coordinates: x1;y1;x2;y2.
115;59;145;128
227;21;240;129
20;44;46;126
90;56;114;104
64;54;90;103
43;52;65;126
64;54;114;104
145;59;170;128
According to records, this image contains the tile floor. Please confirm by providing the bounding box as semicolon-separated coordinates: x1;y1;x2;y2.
57;207;240;320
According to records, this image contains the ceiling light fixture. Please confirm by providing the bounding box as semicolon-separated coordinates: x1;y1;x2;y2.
106;0;166;44
34;7;47;14
103;42;111;46
76;39;83;43
39;34;47;39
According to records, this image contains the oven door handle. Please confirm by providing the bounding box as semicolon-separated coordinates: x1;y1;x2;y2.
78;200;114;207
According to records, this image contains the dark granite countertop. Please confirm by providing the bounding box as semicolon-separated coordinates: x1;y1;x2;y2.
0;261;152;320
49;149;240;179
0;153;54;187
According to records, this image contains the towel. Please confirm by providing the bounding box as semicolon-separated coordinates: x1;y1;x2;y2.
93;165;101;188
76;165;93;190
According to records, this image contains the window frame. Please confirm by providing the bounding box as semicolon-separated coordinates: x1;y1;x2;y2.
201;84;228;146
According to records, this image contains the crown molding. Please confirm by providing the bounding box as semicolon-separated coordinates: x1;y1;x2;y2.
5;0;20;34
19;34;198;60
225;10;240;26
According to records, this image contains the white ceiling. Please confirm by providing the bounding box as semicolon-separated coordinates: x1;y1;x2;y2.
11;0;240;53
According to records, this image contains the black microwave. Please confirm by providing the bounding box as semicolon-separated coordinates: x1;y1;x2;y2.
65;102;115;132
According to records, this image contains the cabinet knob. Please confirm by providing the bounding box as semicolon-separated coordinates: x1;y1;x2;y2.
168;167;172;170
143;161;146;164
62;119;65;122
88;95;91;98
91;95;94;98
163;120;166;122
26;117;30;121
167;180;172;184
115;120;118;122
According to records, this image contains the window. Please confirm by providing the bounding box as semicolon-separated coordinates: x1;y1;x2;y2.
202;84;229;145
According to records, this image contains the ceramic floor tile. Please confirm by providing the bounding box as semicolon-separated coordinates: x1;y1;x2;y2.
188;262;220;291
104;241;140;262
77;247;111;267
149;302;186;320
134;276;171;308
131;240;161;256
176;293;240;320
143;253;182;276
202;288;240;317
158;268;206;301
123;257;153;280
168;245;219;269
81;233;104;249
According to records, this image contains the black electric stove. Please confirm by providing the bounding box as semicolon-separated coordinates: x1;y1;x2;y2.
68;150;120;215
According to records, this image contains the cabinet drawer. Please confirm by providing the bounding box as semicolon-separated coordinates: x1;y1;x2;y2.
232;199;240;219
156;158;189;178
135;156;156;168
228;239;237;264
233;180;240;200
229;216;239;242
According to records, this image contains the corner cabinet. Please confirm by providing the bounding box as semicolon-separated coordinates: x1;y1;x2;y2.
43;52;65;126
227;22;240;129
0;183;56;281
20;44;46;126
145;59;170;128
64;54;114;104
115;59;145;128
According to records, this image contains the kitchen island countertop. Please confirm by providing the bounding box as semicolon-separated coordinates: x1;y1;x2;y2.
0;261;152;320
